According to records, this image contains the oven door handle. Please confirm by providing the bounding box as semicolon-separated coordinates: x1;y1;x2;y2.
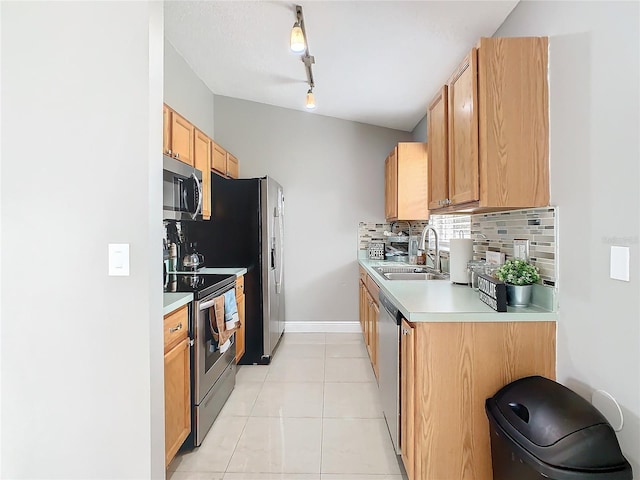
199;286;235;311
199;299;216;310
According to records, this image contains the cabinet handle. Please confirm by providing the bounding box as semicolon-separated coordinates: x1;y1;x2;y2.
402;329;410;335
169;322;183;333
175;152;180;159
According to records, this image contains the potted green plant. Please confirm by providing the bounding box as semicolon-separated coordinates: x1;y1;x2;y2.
494;259;541;307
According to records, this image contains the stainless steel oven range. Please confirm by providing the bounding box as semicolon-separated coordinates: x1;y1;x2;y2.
166;272;237;447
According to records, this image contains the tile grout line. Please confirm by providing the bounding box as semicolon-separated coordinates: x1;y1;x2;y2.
222;367;266;475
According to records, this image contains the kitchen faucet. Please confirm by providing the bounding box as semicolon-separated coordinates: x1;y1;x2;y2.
419;225;441;273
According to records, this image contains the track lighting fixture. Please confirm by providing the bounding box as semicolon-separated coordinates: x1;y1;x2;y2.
290;5;317;110
306;88;316;109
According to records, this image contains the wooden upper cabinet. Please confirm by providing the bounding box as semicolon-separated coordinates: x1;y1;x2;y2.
212;141;240;179
194;129;212;219
212;142;227;175
163;104;172;156
170;110;195;166
478;37;549;208
427;86;449;210
448;49;479;207
385;143;429;221
384;148;398;220
227;153;239;179
429;37;549;213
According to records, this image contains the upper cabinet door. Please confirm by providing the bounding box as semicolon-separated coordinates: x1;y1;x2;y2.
447;49;479;206
227;153;239;179
478;37;549;208
212;142;227;175
194;129;212;219
163;104;172;156
171;111;195;166
384;148;398;221
427;86;449;210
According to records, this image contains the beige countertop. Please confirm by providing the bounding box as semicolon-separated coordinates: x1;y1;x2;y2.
163;292;193;316
358;258;557;322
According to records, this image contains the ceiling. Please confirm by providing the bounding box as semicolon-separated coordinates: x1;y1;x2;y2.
164;1;519;132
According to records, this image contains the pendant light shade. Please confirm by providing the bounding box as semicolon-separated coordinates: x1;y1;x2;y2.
305;89;316;109
290;22;305;53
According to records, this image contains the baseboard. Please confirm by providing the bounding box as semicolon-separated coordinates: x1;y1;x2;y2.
284;321;361;333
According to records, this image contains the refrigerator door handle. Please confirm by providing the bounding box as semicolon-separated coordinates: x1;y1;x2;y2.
274;193;284;294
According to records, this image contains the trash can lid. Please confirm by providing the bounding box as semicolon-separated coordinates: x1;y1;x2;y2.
486;376;631;473
493;376;607;447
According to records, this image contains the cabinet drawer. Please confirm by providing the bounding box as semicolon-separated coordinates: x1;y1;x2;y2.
359;266;367;284
235;275;244;297
164;305;188;352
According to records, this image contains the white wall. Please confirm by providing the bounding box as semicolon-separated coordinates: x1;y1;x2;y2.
496;0;640;468
1;2;165;478
213;95;411;323
411;114;427;143
164;39;215;139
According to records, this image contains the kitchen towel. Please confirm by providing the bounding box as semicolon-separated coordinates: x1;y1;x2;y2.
450;238;474;284
212;295;233;348
223;290;240;330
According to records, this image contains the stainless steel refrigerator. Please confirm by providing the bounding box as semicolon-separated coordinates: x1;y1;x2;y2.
189;174;285;364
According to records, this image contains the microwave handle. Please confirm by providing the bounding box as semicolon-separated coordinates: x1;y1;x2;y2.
190;172;202;219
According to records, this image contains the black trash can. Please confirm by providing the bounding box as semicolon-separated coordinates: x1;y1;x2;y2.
485;376;633;480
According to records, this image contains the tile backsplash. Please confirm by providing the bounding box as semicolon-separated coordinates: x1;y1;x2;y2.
471;207;557;286
358;206;557;286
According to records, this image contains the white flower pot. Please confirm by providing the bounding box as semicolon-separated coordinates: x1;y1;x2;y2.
506;284;533;307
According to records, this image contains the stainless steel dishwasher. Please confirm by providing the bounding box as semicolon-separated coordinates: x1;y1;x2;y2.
378;291;402;455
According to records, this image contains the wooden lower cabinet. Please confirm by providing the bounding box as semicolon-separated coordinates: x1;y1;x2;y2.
401;321;556;480
235;275;246;363
359;280;367;334
400;318;415;480
164;305;191;468
358;272;379;382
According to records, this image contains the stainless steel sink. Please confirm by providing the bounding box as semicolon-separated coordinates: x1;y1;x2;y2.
383;272;450;281
373;266;449;281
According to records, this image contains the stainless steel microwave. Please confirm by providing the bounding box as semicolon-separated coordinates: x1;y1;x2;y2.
163;155;203;221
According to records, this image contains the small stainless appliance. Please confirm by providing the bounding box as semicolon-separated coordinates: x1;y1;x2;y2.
181;242;205;271
378;291;401;454
165;272;237;447
163;154;203;221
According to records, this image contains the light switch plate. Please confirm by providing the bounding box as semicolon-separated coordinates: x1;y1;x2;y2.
108;243;130;276
610;246;629;282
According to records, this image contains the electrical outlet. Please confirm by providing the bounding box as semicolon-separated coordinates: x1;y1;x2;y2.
513;239;530;260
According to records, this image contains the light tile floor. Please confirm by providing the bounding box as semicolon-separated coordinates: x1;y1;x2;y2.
168;332;407;480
